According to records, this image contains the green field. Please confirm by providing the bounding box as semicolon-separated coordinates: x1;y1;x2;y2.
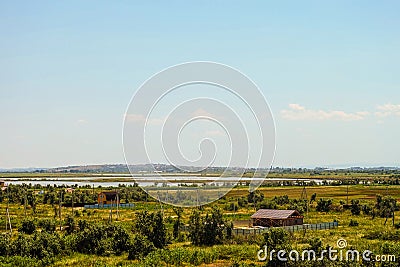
0;174;399;267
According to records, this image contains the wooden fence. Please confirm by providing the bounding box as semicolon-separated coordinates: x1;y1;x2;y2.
231;221;338;235
180;222;338;235
84;203;135;209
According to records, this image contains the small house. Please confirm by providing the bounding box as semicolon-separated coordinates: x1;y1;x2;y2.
98;191;119;205
65;188;74;193
251;209;303;227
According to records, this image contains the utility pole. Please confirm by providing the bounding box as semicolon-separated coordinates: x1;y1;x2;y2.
346;185;349;205
6;186;12;233
109;198;113;223
116;192;119;220
301;186;309;214
196;189;199;207
157;191;164;217
24;189;27;218
71;189;74;217
59;190;62;231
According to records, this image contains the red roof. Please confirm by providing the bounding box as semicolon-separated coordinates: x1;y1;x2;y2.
251;209;302;219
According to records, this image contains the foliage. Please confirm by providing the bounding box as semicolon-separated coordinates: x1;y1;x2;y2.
375;195;397;225
38;219;56;233
247;190;264;204
316;198;333;212
262;228;292;267
64;215;76;234
349;219;359;226
65;223;130;256
18;219;36;235
128;234;155;260
134;210;168;248
189;207;227;246
172;207;183;240
350;199;361;215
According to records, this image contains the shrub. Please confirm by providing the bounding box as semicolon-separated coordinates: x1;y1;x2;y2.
263;228;291;266
112;225;131;256
64;215;75;234
38;219;56;233
316;198;332;212
350;199;361;215
128;234;155;260
77;219;89;232
135;211;168;248
0;233;11;256
189;207;226;246
349;219;359;226
247;191;264;204
308;237;323;254
18;219;36;234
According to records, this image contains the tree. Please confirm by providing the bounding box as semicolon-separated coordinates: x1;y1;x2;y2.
112;225;131;256
135;211;168;248
350;199;361;215
375;195;397;225
128;234;155;260
173;207;183;240
202;207;225;246
38;219;56;233
263;228;292;266
189;210;202;246
18;219;36;234
65;215;76;234
310;193;317;204
189;207;227;246
247;190;264;204
316;198;332;212
27;192;37;214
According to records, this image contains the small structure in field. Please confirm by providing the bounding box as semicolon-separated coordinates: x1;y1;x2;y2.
65;188;74;193
0;180;6;190
251;209;303;227
98;191;119;205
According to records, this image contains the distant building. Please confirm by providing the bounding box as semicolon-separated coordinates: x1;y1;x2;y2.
65;188;74;193
98;191;119;205
0;180;6;191
251;209;303;227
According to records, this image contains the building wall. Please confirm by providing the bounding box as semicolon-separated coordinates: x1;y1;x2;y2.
252;217;303;227
97;193;119;205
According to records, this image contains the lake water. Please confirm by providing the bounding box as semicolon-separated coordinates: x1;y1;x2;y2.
2;176;327;187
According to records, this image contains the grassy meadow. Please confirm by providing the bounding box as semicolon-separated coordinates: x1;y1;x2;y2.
0;173;399;266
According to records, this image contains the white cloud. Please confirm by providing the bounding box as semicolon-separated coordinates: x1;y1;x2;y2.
192;108;215;117
77;119;87;124
124;113;164;125
375;104;400;117
281;104;369;121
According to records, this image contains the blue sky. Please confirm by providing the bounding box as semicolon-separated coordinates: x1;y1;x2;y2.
1;1;399;168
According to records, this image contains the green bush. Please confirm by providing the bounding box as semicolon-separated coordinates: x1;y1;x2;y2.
316;198;333;212
18;219;36;234
0;233;11;256
38;219;56;233
349;219;359;226
135;211;168;248
128;234;155;260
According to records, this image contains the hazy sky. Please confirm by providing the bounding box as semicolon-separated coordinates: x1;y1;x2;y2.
1;1;399;169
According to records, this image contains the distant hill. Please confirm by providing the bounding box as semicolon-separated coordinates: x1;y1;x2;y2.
0;164;399;174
